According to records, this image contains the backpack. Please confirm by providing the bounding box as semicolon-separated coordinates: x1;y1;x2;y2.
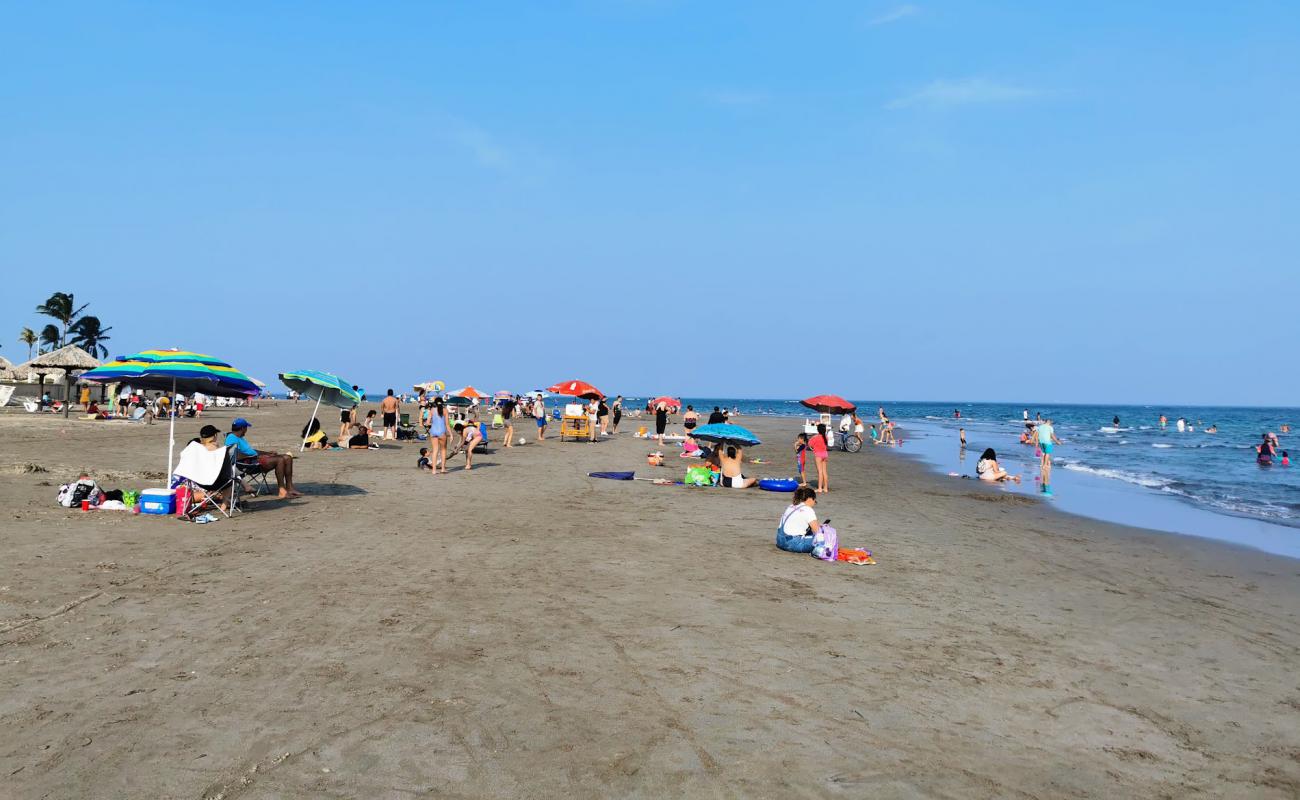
57;478;101;508
811;523;839;561
684;466;713;486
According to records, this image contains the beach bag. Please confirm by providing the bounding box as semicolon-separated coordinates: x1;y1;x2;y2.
811;523;838;561
684;465;712;486
57;478;101;508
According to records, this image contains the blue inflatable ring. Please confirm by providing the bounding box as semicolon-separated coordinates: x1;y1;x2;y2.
758;478;799;492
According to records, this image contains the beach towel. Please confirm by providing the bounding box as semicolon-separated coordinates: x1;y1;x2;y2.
836;548;875;565
173;441;227;487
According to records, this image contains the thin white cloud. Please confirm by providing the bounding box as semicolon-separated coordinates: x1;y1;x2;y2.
867;4;920;26
450;122;511;170
702;89;768;108
887;77;1040;110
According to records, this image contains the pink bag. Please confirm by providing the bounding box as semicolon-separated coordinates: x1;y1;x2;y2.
811;523;838;561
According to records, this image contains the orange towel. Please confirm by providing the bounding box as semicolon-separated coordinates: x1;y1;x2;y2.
837;548;875;565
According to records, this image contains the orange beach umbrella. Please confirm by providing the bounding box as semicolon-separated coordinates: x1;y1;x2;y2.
453;385;487;399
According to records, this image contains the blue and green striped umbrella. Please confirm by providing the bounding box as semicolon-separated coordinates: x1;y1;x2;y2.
279;370;364;451
279;370;363;409
80;349;259;476
80;349;259;397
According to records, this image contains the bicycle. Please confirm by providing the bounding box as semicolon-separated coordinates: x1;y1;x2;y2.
834;427;863;453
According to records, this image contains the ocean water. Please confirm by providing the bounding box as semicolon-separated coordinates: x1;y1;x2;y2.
662;399;1300;531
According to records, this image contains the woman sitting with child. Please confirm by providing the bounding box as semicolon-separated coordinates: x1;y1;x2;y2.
776;486;822;553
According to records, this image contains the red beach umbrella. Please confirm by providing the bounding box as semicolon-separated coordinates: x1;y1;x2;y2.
801;395;856;414
546;379;605;400
651;396;681;411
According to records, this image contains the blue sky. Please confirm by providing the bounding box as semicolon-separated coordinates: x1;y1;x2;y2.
3;1;1297;405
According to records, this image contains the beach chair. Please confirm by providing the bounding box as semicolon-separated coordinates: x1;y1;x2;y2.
174;442;242;518
236;457;272;497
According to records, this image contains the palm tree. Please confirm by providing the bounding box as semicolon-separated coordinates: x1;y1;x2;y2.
35;291;89;347
69;316;112;359
18;327;37;360
38;324;61;353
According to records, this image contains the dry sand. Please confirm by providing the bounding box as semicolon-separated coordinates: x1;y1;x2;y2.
1;402;1298;798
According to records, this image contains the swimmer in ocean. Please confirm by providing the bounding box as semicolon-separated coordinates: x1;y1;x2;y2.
1113;415;1120;428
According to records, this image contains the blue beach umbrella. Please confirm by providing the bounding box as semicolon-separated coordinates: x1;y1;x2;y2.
689;423;761;448
279;370;364;450
81;349;259;476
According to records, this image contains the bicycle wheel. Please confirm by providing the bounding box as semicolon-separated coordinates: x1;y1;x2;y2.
843;434;862;453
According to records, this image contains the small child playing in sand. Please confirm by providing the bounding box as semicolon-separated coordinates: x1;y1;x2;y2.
417;448;432;470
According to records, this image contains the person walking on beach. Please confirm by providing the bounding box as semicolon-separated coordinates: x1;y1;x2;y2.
380;389;400;441
809;424;830;492
1036;417;1062;494
192;391;206;418
501;396;517;447
597;397;610;437
534;395;547;442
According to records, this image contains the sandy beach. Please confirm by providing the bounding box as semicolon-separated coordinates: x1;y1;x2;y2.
2;402;1298;798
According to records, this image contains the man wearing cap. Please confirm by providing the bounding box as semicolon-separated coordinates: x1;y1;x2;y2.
226;418;301;498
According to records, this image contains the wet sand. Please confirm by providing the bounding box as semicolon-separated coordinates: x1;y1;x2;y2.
1;403;1298;798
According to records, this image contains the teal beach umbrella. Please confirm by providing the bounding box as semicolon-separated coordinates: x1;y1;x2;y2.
279;370;364;451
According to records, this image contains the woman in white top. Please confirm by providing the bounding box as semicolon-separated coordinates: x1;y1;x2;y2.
776;486;822;553
976;448;1020;483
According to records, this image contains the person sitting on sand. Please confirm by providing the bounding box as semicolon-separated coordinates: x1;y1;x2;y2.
347;423;372;450
226;418;302;498
417;447;432;470
301;417;329;449
719;445;758;488
976;448;1020;483
776;486;822;553
680;435;702;458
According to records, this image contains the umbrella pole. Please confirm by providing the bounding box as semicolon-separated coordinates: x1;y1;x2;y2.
301;394;322;452
167;376;177;479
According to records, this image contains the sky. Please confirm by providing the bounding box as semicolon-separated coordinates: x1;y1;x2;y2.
2;1;1298;405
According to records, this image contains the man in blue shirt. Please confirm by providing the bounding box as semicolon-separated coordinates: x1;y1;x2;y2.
226;418;301;498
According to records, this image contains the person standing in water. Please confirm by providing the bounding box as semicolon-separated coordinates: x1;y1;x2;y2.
1036;417;1062;495
1112;415;1121;428
1159;414;1168;429
959;428;966;449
